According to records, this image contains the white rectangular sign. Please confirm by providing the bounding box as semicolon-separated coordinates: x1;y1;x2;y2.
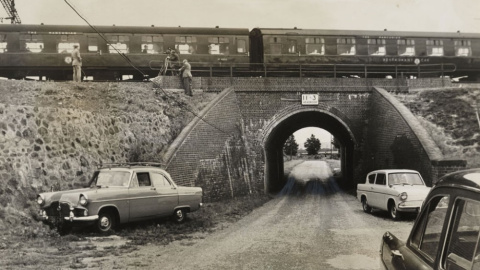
301;94;319;105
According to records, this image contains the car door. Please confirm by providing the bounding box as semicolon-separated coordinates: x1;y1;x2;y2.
373;173;388;210
128;171;158;221
444;196;480;270
150;172;178;217
382;194;450;270
363;173;377;206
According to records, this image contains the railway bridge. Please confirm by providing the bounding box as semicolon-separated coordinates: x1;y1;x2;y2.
160;77;466;201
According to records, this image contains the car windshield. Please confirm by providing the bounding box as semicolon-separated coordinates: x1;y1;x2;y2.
90;171;131;187
388;173;424;186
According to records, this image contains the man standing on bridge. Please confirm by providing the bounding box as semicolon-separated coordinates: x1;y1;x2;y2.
179;59;193;96
71;44;82;82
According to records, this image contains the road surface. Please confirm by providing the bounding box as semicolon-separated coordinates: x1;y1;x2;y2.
97;160;414;269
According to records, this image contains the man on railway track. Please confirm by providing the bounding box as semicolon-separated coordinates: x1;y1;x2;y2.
71;44;82;82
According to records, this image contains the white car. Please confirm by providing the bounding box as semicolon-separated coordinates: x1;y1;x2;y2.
356;169;431;220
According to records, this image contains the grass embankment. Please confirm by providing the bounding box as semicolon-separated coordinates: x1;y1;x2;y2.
395;87;480;167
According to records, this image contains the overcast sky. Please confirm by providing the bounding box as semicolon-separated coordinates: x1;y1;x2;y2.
3;0;478;147
2;0;479;33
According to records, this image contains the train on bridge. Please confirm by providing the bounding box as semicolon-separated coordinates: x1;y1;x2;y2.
0;23;479;81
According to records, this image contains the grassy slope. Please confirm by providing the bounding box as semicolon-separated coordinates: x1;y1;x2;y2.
394;87;480;167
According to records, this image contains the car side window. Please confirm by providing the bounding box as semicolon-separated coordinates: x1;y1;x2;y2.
445;198;480;270
368;174;376;184
375;174;386;185
136;172;151;187
410;195;450;263
151;172;172;188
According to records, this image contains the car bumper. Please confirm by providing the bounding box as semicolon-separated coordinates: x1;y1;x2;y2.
397;200;423;212
39;211;99;223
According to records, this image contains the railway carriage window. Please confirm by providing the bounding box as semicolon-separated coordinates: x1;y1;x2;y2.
237;39;246;53
20;34;44;53
337;38;356;55
208;37;230;55
397;39;415;56
175;36;197;55
305;37;325;55
88;37;98;52
287;39;297;54
268;37;282;55
426;40;444;56
107;35;130;54
0;35;6;53
454;40;472;57
141;35;163;54
57;35;79;53
368;39;386;55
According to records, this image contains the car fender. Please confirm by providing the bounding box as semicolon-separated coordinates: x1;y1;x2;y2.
92;203;127;223
386;196;399;210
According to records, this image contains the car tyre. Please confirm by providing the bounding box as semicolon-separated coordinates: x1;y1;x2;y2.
389;203;401;220
97;211;115;233
362;198;372;213
173;209;186;223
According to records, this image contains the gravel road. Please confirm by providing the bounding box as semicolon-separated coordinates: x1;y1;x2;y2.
93;160;414;269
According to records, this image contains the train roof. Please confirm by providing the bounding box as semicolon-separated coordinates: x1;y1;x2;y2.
0;24;250;35
251;27;480;39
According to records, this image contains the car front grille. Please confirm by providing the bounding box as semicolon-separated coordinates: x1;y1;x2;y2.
44;201;60;217
59;203;71;217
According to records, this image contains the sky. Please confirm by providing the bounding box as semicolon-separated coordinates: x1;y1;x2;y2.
293;127;333;150
2;0;478;146
1;0;479;33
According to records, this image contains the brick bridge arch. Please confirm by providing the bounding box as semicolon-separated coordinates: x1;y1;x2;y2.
162;77;466;201
261;105;357;193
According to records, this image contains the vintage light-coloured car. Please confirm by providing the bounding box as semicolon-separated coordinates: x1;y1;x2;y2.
357;169;431;220
381;168;480;270
36;163;203;233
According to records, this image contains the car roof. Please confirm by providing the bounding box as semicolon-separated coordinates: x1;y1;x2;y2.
97;162;167;173
435;168;480;192
368;169;420;174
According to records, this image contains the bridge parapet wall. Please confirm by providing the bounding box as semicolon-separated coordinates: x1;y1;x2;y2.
157;75;450;93
158;76;415;92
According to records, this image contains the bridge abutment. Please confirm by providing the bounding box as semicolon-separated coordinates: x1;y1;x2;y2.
163;77;464;201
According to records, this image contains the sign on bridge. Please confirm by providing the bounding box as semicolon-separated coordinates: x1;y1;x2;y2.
302;94;319;105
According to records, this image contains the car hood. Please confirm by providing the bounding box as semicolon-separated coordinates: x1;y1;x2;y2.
39;188;90;207
40;187;126;207
391;185;431;199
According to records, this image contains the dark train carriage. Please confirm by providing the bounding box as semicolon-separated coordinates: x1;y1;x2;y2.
0;24;250;80
250;28;480;80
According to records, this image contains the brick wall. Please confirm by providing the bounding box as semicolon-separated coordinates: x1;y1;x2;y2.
362;87;466;186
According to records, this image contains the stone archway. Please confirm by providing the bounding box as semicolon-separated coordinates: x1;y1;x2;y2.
262;108;357;194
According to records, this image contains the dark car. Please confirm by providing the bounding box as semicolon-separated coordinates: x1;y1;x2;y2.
381;168;480;269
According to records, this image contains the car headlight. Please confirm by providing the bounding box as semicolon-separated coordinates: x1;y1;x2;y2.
399;192;408;201
79;195;88;206
37;195;45;206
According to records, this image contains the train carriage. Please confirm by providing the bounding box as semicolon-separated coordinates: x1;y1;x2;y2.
249;28;480;79
0;24;250;80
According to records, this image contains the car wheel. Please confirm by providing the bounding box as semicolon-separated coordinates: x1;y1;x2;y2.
173;209;186;223
97;211;115;233
362;198;372;213
389;203;401;220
